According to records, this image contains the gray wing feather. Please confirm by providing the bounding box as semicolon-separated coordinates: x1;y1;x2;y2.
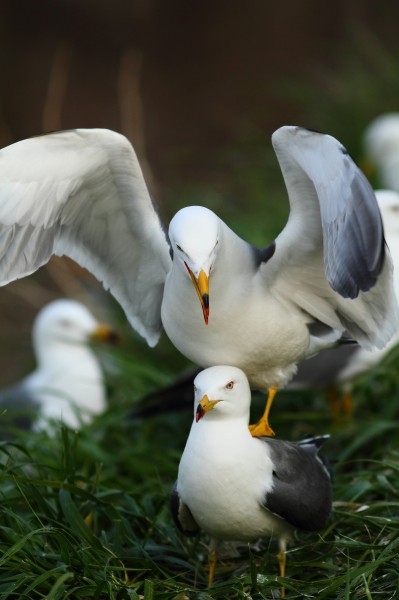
272;126;384;299
0;379;40;433
170;482;200;537
0;129;172;346
323;169;384;296
261;436;332;531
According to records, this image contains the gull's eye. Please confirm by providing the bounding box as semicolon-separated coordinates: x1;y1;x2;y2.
226;381;234;390
176;244;183;252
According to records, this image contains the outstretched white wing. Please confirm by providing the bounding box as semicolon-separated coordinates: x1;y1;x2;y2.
261;126;398;349
0;129;172;346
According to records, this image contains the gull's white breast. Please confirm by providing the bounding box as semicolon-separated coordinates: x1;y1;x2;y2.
177;420;292;541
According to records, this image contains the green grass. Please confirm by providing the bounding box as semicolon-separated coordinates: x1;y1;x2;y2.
1;334;399;599
2;163;399;597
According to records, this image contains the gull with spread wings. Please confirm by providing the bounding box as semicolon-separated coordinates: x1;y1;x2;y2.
0;126;396;435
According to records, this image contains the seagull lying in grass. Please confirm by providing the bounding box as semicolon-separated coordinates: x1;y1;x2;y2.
0;126;397;437
170;366;332;593
0;299;118;432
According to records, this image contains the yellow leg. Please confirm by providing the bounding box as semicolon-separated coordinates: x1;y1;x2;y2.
249;386;277;437
328;386;340;423
277;537;287;598
341;391;353;418
208;546;218;587
328;387;353;423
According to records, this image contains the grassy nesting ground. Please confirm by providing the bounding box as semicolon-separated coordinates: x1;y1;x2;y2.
2;34;399;597
1;333;399;600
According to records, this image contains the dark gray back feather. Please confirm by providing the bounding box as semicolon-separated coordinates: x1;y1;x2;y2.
252;241;276;267
261;436;332;531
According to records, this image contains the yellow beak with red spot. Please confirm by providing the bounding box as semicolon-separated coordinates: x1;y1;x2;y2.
184;263;210;324
195;394;220;422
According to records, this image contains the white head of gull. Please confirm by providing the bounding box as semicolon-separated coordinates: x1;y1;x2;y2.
0;299;117;432
0;126;397;436
171;365;332;590
167;206;221;324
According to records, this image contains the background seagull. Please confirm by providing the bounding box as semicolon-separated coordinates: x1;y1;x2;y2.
0;126;396;436
0;299;118;432
363;113;399;191
170;365;332;591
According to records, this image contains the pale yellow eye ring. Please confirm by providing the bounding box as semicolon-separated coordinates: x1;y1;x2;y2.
226;381;234;390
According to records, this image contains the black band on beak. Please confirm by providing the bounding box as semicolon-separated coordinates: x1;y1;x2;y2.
195;404;205;422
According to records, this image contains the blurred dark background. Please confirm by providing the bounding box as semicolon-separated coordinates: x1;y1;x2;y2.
1;0;399;386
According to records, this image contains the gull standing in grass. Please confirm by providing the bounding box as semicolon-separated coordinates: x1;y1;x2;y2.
170;366;332;593
0;299;118;432
0;126;397;436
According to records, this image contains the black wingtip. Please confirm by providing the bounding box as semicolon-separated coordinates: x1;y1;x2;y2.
298;434;330;450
